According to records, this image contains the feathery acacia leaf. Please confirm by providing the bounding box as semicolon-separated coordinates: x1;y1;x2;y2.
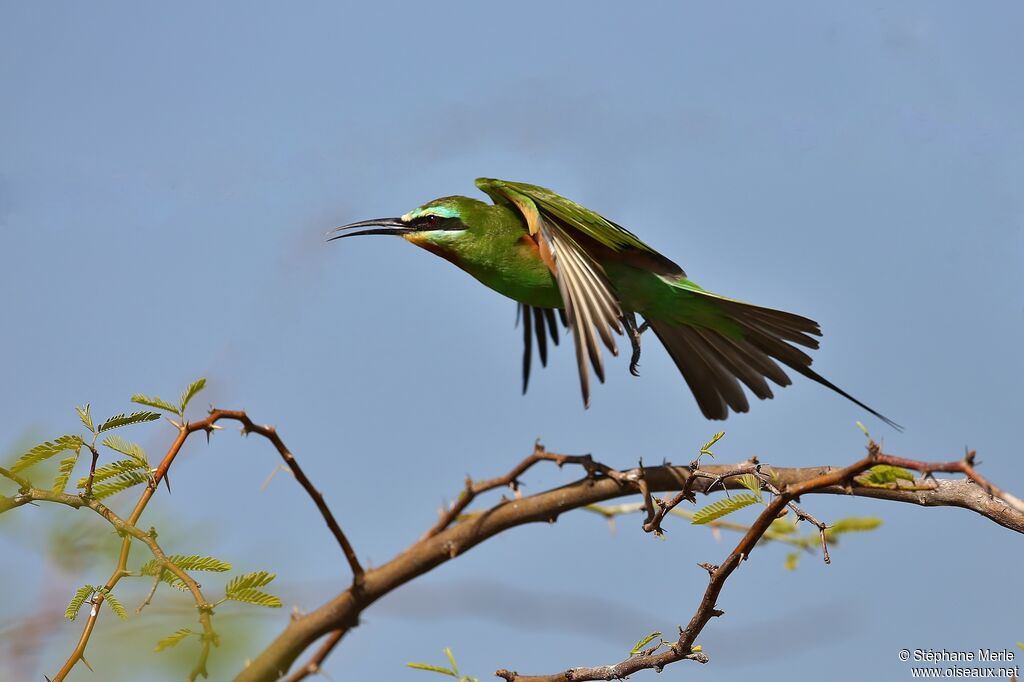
76;404;95;432
141;555;232;575
692;493;759;525
131;393;180;416
736;474;763;500
65;585;96;620
784;552;801;571
100;435;148;467
225;588;282;608
100;588;128;620
91;470;150;499
856;465;914;488
97;411;161;433
225;571;275;593
155;628;196;652
11;435;83;473
52;453;80;493
407;663;457;677
225;571;280;608
179;378;207;414
769;517;798;535
825;517;882;538
77;459;146;489
160;573;190;591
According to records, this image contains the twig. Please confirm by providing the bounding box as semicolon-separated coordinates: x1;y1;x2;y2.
212;410;365;587
281;630;346;682
420;442;632;541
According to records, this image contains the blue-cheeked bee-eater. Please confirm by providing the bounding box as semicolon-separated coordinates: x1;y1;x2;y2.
330;178;898;428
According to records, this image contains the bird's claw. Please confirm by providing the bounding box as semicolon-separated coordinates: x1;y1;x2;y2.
625;315;648;377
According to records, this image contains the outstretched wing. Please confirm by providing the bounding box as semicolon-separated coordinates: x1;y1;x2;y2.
477;178;633;406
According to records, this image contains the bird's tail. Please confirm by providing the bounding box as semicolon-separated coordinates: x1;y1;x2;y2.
646;284;900;429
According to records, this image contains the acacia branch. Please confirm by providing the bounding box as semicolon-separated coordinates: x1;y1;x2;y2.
1;408;360;682
234;443;1024;682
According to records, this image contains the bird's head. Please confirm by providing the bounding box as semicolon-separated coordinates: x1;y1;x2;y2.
328;196;483;254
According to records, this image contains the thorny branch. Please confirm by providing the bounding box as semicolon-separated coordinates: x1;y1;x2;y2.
234;440;1023;682
6;413;1023;682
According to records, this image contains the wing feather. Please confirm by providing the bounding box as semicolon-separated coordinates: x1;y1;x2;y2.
478;178;631;407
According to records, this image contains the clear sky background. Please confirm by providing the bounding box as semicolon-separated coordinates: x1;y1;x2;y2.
2;2;1022;681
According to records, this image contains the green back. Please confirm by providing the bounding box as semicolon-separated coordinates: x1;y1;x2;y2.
475;178;657;254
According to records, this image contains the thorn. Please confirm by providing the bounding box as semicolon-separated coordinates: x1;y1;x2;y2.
163;473;172;494
80;656;94;672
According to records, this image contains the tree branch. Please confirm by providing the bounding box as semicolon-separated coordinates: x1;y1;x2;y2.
233;443;1024;682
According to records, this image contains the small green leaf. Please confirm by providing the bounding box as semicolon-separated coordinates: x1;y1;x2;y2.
630;631;662;655
856;465;915;488
97;411;161;433
444;647;458;675
855;421;870;439
100;588;128;620
784;552;800;571
736;474;762;501
52;453;80;493
76;404;95;433
692;493;759;525
226;571;275;593
179;378;207;414
131;393;180;416
225;571;281;607
700;431;726;457
407;662;458;677
65;585;96;621
825;517;882;539
101;435;149;467
159;573;190;591
142;555;232;575
11;435;83;473
769;517;798;535
77;459;146;489
225;588;282;608
91;470;150;499
155;628;195;652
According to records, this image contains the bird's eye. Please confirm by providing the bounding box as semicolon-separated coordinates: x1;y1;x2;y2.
425;214;439;227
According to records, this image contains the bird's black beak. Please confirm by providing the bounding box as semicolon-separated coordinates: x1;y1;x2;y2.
327;217;411;241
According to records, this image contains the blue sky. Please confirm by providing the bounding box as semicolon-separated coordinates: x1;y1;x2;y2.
2;2;1022;680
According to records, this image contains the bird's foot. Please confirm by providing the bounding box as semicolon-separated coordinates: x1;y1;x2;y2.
624;315;649;377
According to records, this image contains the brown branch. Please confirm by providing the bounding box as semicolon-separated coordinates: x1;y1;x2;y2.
234;443;1024;682
207;410;365;586
280;630;346;682
420;442;632;541
497;455;879;681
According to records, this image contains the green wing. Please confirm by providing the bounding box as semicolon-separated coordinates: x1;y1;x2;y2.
476;177;632;406
476;178;657;253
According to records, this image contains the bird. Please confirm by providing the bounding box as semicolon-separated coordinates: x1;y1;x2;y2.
329;178;899;428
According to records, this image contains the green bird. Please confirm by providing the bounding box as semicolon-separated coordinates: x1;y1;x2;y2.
330;178;898;428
